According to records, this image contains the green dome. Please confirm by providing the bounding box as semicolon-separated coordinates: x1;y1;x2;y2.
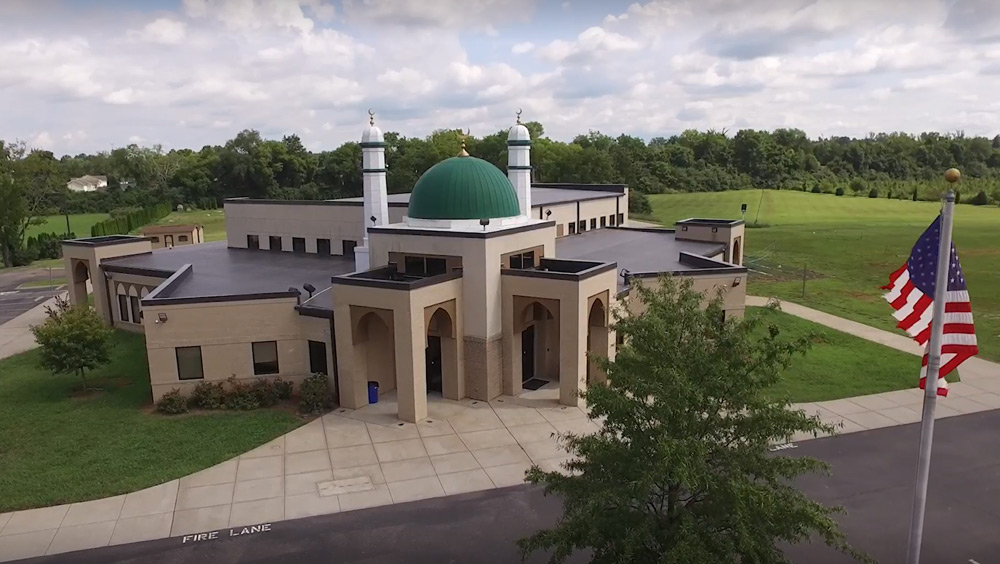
407;156;521;220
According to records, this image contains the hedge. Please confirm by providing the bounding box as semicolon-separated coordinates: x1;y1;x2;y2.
90;203;171;237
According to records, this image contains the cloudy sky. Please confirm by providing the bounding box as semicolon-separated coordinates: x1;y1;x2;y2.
3;0;1000;156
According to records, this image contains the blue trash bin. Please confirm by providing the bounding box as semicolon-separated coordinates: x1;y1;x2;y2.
368;381;379;404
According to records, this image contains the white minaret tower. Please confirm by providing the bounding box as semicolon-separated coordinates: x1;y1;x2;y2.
507;109;532;219
355;109;388;272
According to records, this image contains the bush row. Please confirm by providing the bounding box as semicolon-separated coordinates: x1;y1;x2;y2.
155;374;331;415
22;232;76;262
90;203;172;237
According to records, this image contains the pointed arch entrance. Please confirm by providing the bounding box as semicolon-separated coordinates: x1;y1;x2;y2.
353;310;396;394
513;298;560;390
71;260;90;306
586;297;609;385
425;305;460;399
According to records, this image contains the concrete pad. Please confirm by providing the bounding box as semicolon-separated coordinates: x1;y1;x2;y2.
329;444;379;469
374;438;428;462
380;458;437;482
969;392;1000;408
421;434;468;456
849;394;902;411
1;504;68;535
507;422;558;444
448;408;504;433
941;397;992;415
484;462;533;488
317;476;374;497
550;418;600;436
175;483;234;511
0;513;10;534
875;389;924;407
438;469;495;495
180;459;238;488
45;520;115;556
334;464;386;485
170;505;232;537
229;498;284;528
387;477;445;504
472;444;531;468
284;420;328;454
109;513;173;546
236;455;283;482
322;417;373;448
880;405;923;425
285;450;332;475
521;438;568;463
844;411;899;430
284;491;341;520
459;429;517;450
0;529;57;563
417;419;456;438
240;436;285;459
284;470;334;496
233;477;283;503
61;495;125;527
491;403;546;426
430;452;481;475
537;406;586;423
337;484;393;513
536;455;576;476
815;398;870;417
366;422;419;443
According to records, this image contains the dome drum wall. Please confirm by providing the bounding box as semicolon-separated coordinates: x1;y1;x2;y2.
407;156;522;221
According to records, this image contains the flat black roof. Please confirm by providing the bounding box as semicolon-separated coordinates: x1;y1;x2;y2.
102;241;355;301
555;228;730;291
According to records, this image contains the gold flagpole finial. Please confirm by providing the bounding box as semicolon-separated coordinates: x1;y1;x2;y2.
458;128;470;157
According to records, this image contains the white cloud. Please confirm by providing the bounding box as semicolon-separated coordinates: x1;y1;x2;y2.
511;41;534;55
342;0;536;31
132;18;187;45
182;0;322;33
32;131;53;149
536;26;640;63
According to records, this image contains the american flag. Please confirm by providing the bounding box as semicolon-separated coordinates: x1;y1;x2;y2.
881;215;978;396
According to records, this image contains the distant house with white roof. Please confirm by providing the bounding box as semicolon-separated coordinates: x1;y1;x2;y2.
67;175;108;192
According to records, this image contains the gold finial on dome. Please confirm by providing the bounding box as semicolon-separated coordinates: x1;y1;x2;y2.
458;128;470;157
516;108;522;125
368;108;375;126
945;168;961;184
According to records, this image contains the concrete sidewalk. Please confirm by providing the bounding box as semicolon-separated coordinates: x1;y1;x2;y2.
748;296;1000;440
0;292;64;361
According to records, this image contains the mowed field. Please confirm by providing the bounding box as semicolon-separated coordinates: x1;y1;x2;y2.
145;208;228;241
25;213;108;238
648;189;1000;361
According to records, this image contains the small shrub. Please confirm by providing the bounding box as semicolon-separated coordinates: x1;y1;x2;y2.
970;190;990;206
251;378;280;407
274;378;294;400
224;376;261;410
835;187;845;196
628;192;652;215
912;189;918;201
868;188;879;198
955;191;962;204
190;381;226;409
299;373;331;414
156;389;189;415
810;186;821;193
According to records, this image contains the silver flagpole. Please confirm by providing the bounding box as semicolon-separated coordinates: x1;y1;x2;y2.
904;171;959;564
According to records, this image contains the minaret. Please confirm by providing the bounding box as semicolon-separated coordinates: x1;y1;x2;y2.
507;109;532;219
356;109;388;272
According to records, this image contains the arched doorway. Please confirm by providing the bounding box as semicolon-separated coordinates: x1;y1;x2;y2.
586;299;609;385
71;260;90;306
353;312;396;395
426;307;459;399
518;301;559;387
732;238;741;265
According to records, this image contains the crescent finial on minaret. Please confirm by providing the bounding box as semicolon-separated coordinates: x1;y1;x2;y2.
458;128;471;157
368;108;375;126
516;108;522;124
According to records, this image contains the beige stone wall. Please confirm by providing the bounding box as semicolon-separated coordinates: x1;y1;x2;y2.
224;202;366;255
105;272;167;333
143;227;201;249
676;223;746;265
531;195;625;237
63;239;153;325
627;272;747;319
142;297;331;401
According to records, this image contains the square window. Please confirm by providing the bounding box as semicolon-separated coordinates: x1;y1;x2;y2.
617;213;624;225
521;251;535;268
292;237;306;253
247;234;259;249
426;257;447;275
129;295;141;323
590;218;597;230
404;255;425;276
118;294;130;322
252;341;279;375
176;346;204;380
316;238;331;255
578;221;586;232
151;236;160;243
568;223;576;234
269;236;282;252
509;254;522;269
178;235;189;242
609;214;616;226
600;216;607;228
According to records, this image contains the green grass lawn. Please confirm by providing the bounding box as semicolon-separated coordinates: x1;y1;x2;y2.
648;190;1000;361
0;331;304;512
18;277;66;288
145;209;228;242
26;213;108;238
752;307;935;403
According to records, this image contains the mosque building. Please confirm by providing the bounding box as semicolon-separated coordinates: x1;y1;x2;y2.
62;112;748;423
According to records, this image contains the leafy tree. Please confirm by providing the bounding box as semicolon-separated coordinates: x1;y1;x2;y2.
519;278;867;564
30;296;114;391
0;142;61;267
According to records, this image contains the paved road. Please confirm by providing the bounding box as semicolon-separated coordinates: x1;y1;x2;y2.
0;267;64;325
20;410;1000;564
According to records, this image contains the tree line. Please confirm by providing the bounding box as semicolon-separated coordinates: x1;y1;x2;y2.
4;125;1000;265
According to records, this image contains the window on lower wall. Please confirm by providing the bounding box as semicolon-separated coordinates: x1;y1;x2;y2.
179;235;189;242
292;237;306;253
609;214;616;226
568;223;576;235
617;213;624;225
129;295;141;323
316;238;331;255
508;250;536;269
269;236;282;252
176;346;204;380
247;234;259;249
252;341;279;375
151;236;160;243
118;294;130;322
590;218;597;230
600;216;607;228
578;221;586;232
